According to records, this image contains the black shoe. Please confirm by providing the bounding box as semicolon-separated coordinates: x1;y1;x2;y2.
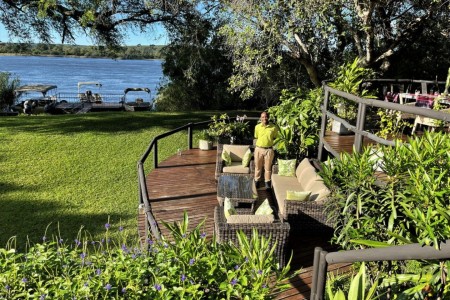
265;181;271;189
255;180;260;189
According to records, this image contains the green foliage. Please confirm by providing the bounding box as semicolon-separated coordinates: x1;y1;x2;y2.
321;132;450;251
195;129;214;141
0;72;20;109
320;132;450;298
0;43;164;59
0;213;294;299
268;88;322;159
208;113;251;144
156;4;242;111
376;109;413;139
327;263;381;300
329;58;376;121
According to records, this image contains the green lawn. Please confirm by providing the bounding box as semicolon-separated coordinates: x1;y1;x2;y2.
0;111;228;249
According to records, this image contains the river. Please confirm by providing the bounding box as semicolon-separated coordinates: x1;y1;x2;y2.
0;55;164;100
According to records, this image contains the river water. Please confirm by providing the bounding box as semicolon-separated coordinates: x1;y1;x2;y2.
0;55;164;100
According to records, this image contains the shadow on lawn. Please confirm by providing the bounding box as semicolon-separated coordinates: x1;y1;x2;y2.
0;193;133;251
2;112;218;135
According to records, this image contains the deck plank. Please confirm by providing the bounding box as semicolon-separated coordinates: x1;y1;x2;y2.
139;146;351;299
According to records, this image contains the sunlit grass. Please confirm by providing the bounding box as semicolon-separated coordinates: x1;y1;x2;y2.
0;111;223;249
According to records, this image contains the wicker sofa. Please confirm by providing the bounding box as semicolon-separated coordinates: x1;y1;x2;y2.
271;158;332;232
214;206;290;267
215;144;254;180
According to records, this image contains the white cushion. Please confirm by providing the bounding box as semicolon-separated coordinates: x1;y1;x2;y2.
223;144;250;162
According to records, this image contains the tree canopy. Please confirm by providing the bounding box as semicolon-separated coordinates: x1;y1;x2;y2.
220;0;450;97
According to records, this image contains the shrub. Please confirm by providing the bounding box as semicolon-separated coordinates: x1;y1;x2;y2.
0;213;295;299
0;72;20;110
268;88;322;159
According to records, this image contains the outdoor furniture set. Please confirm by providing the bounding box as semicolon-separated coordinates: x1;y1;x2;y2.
385;92;450;133
214;143;332;266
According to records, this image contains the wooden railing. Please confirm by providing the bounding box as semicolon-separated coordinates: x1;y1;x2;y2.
137;120;211;240
136;116;259;241
312;79;450;299
318;81;450;159
311;242;450;300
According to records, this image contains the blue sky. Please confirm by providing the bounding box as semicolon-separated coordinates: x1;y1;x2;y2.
0;24;168;46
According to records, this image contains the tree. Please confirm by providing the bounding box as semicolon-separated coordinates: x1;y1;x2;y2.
0;0;195;46
156;3;244;111
220;0;450;98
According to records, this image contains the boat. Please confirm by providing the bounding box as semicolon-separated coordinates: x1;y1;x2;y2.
122;87;152;111
13;84;65;114
14;84;58;107
58;81;125;113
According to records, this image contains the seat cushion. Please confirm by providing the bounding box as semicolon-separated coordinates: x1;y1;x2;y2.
223;144;250;162
272;174;302;215
227;214;274;224
295;158;314;179
223;162;250;174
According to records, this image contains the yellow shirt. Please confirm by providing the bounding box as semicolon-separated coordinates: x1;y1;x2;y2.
254;123;278;147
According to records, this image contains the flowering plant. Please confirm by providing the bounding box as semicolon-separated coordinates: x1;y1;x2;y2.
0;213;295;299
208;113;251;144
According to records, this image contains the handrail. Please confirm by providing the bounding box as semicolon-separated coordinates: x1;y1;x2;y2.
313;79;450;299
318;81;450;160
136;116;258;241
137;119;211;241
311;241;450;300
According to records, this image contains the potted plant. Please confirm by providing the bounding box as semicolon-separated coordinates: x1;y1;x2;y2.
196;129;214;150
208;113;251;144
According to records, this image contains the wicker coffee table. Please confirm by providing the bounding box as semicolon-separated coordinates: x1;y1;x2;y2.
217;174;258;212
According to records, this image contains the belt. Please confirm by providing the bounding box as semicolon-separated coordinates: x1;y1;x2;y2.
257;146;272;149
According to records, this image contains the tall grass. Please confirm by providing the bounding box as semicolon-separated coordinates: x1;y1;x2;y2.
0;111;222;249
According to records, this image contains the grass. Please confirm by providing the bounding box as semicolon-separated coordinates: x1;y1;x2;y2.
0;111;252;250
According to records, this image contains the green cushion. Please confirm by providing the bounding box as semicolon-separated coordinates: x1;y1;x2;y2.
255;198;273;215
241;148;252;167
223;197;236;219
286;190;311;201
221;150;232;167
278;159;296;177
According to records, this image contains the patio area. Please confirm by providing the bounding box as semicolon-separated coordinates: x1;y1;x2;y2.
138;146;351;299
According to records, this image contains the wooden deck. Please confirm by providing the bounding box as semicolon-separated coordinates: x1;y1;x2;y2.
138;145;351;299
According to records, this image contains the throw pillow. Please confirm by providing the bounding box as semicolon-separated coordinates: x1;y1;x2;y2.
255;198;273;215
221;150;232;167
286;190;311;201
223;197;236;219
278;159;297;177
241;148;252;167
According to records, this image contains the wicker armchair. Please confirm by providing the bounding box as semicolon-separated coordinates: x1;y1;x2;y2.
215;144;255;180
214;206;290;267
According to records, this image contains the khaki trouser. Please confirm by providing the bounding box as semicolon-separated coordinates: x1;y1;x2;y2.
254;147;275;182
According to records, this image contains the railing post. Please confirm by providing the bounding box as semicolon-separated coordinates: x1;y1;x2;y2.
188;123;193;149
318;88;330;161
153;140;158;169
315;250;329;300
311;247;323;299
354;102;367;152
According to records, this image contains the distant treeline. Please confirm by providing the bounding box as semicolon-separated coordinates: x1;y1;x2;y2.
0;43;165;60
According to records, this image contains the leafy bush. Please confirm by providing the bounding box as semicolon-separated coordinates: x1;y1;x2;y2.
0;72;20;110
321;132;450;298
321;131;450;250
0;213;294;299
329;58;376;121
268;88;322;159
208;113;251;144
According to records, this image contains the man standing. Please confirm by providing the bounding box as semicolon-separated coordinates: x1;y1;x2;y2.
254;111;278;189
